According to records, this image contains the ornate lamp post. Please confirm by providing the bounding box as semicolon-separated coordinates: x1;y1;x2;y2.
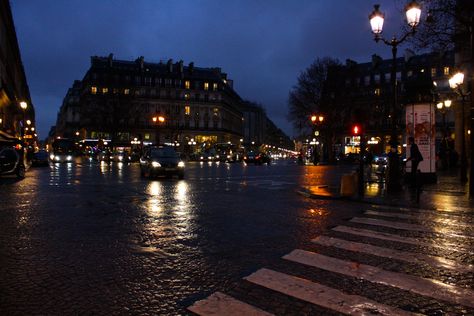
152;115;166;145
449;72;468;183
436;99;452;137
369;1;421;192
19;101;27;138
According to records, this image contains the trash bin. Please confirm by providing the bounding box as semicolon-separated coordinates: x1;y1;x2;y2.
340;172;358;197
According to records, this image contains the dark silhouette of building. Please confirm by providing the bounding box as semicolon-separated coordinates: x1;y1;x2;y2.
0;1;35;144
55;54;244;150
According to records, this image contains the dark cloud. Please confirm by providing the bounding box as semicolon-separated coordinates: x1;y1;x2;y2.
11;0;410;138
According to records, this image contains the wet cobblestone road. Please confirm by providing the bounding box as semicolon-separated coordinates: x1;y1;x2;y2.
0;161;364;315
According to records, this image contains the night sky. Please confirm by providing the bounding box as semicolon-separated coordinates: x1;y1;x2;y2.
10;0;408;139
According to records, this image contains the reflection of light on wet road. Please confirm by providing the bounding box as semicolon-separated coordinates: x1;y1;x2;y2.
147;181;163;215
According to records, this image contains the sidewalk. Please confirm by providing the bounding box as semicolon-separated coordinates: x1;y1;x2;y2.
297;166;474;211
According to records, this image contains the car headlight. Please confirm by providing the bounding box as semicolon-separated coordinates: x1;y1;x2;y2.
178;161;185;168
151;161;161;168
50;154;55;160
66;156;72;161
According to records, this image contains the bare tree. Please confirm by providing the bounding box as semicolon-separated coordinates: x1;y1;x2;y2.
287;57;341;136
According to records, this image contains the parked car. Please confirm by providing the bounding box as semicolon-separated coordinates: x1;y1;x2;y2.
243;151;271;165
140;146;185;179
0;141;25;178
31;150;49;167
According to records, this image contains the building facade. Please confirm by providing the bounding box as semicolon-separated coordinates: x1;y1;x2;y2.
326;50;455;158
55;55;244;152
0;1;35;144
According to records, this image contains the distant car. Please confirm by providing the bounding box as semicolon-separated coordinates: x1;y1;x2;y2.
49;152;75;163
244;151;271;165
31;150;49;167
374;154;388;165
0;142;25;178
98;150;113;162
140;146;185;179
112;151;131;163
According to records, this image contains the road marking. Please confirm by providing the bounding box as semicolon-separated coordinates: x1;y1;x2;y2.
284;249;474;308
312;235;474;273
188;291;274;316
245;268;414;316
332;225;474;256
364;210;473;229
350;217;474;239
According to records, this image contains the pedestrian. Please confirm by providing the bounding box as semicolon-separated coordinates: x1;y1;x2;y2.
405;137;423;187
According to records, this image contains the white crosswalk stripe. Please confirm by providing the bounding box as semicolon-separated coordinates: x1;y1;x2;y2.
189;208;474;315
364;210;473;229
332;225;474;255
350;217;474;239
312;235;474;273
283;249;474;308
188;292;274;316
244;268;414;316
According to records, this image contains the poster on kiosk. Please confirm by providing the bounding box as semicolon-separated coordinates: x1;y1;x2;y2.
405;103;436;175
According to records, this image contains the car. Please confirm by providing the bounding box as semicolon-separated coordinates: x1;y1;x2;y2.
31;150;49;167
0;141;26;179
49;152;75;163
112;151;131;163
140;146;185;179
243;151;271;165
98;150;113;162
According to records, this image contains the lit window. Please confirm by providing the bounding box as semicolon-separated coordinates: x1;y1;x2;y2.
431;68;437;77
444;67;450;75
420;68;425;73
374;88;381;96
184;93;190;100
213;83;218;91
91;86;97;94
102;87;108;94
204;82;209;90
407;70;413;77
185;81;190;89
124;89;130;95
185;106;190;115
213;108;219;116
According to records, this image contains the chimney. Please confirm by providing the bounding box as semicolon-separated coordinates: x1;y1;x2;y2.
371;54;382;68
167;59;173;72
178;60;184;73
108;53;114;67
188;62;194;74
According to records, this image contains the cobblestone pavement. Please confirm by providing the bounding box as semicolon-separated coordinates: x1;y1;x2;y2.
189;203;474;315
0;161;363;315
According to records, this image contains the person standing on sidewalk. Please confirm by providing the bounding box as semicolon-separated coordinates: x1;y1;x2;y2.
406;137;423;187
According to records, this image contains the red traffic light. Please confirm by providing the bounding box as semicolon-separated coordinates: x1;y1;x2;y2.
352;125;361;135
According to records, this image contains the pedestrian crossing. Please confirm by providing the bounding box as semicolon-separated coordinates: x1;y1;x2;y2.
188;205;474;315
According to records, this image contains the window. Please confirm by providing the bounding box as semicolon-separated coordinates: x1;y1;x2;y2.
102;87;108;94
431;68;437;77
374;88;381;96
407;70;413;77
184;93;190;100
204;82;209;90
185;80;190;89
185;106;190;115
213;83;218;91
124;89;130;95
113;88;118;94
195;93;200;101
374;74;380;83
444;67;450;75
396;72;402;81
91;86;97;94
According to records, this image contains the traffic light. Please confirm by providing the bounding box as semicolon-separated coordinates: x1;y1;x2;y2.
352;124;361;135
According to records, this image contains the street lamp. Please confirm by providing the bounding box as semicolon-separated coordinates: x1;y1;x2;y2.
369;1;421;192
436;99;452;137
152;115;166;145
19;101;28;138
449;72;468;183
